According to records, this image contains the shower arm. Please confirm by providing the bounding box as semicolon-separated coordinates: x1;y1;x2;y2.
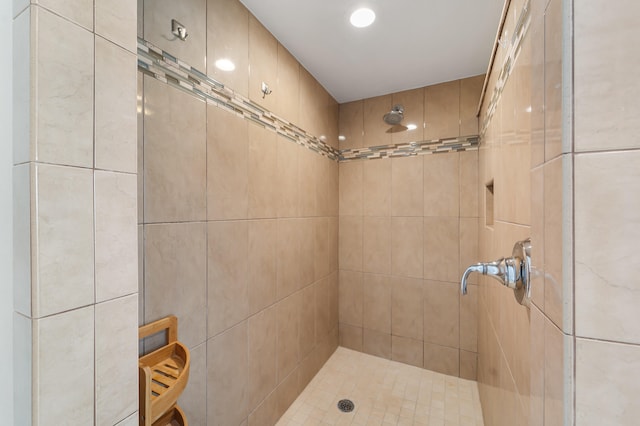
460;238;532;307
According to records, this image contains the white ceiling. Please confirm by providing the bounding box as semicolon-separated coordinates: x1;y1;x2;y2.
239;0;505;104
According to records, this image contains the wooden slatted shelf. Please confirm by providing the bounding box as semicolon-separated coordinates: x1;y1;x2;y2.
139;316;190;426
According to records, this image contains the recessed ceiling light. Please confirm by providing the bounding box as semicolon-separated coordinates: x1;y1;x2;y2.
350;8;375;28
406;124;417;131
215;58;235;72
338;135;346;141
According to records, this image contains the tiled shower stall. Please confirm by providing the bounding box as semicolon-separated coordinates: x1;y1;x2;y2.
9;0;640;424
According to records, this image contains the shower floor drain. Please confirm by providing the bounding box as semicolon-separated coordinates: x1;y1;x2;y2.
337;399;355;413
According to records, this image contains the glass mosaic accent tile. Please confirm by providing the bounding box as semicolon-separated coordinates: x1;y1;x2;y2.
480;0;531;137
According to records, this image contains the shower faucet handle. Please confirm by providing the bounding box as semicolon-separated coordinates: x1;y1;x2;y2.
460;238;532;307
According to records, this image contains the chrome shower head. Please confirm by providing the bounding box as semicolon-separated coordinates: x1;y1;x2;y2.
383;104;404;125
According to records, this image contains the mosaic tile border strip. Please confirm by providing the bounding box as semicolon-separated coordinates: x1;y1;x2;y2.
138;38;480;163
480;0;531;136
137;38;341;161
339;135;479;162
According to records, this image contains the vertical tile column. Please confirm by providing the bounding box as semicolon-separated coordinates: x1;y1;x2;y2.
12;0;138;424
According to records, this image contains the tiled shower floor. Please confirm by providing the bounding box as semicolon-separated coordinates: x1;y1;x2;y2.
276;348;484;426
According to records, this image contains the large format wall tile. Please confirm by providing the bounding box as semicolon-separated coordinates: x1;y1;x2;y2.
424;280;459;348
391;156;423;217
95;295;137;426
425;80;460;140
207;105;249;220
34;164;94;317
178;343;207;425
460;75;484;136
208;221;249;337
34;306;94;425
277;293;301;382
363;95;392;147
339;161;363;216
37;0;93;30
338;270;363;327
248;124;278;219
544;0;564;160
424;152;459;217
95;0;137;52
362;217;390;274
423;216;459;282
144;223;207;348
94;171;138;303
249;15;277;112
391;88;424;145
248;305;277;412
574;0;640;152
34;7;94;168
248;220;277;315
363;274;391;334
391;276;423;340
143;77;206;223
391;217;423;278
207;322;249;426
575;151;640;343
95;37;137;173
144;0;206;70
576;338;640;425
339;100;364;150
276;43;300;126
363;159;391;217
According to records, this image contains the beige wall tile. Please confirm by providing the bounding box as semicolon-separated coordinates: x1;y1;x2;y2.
276;136;299;218
143;77;206;223
392;335;423;368
315;277;330;338
298;147;317;217
545;318;571;426
424;216;459;282
576;338;640;425
363;95;392;147
145;0;206;70
544;0;564;160
424;280;459;348
248;305;277;411
178;343;206;425
529;304;545;426
34;164;94;317
424;152;459;217
299;68;323;139
207;322;249;426
249;15;277;111
363;159;391;217
299;221;316;289
338;216;363;271
248;124;278;219
248;389;279;426
530;14;545;168
276;293;300;383
391;217;423;278
392;276;423;340
299;284;317;358
530;166;545;309
363;328;391;360
459;217;479;285
137;72;144;223
116;413;138;426
328;218;339;273
459;350;478;381
38;0;93;30
460;284;478;353
314;218;330;281
94;171;138;303
425;80;460;140
95;0;136;52
544;155;572;332
208;105;249;220
424;343;459;376
391;88;424;145
575;151;640;343
276;43;299;125
363;216;391;274
208;221;249;337
95;38;137;173
460;75;484;136
277;219;301;299
95;295;137;426
207;0;249;95
35;8;94;167
363;274;391;334
459;150;479;218
391;156;423;217
315;157;331;217
339;161;363;216
34;306;94;425
144;223;207;348
248;220;277;315
339;323;363;351
339;100;364;150
276;368;300;418
574;0;640;152
339;270;363;327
